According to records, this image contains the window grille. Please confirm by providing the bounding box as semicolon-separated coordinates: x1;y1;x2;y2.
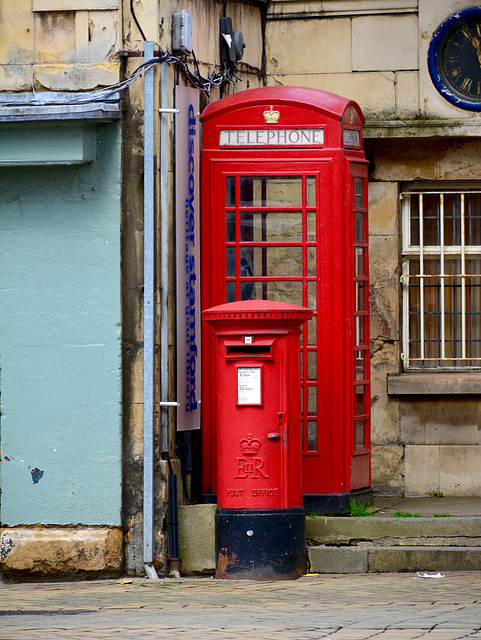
401;189;481;369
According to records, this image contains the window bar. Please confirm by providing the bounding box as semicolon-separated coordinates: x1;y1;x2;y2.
402;261;410;363
461;194;467;361
440;194;446;360
468;258;472;361
419;194;425;361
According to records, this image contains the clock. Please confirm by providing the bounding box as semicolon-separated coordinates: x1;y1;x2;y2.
428;7;481;111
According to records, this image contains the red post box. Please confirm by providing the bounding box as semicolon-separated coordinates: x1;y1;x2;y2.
203;299;312;580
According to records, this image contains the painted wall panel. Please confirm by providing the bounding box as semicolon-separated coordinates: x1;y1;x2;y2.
0;123;121;525
0;126;96;165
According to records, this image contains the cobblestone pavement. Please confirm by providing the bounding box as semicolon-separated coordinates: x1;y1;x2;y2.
1;572;481;640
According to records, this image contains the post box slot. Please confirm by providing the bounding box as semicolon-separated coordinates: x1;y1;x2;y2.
224;338;275;360
225;345;272;360
226;345;270;355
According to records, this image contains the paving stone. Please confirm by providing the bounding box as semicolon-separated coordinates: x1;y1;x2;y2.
308;545;368;573
0;573;480;639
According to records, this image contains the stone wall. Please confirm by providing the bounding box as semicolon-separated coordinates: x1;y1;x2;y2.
0;0;120;91
1;0;264;578
118;0;264;574
367;136;481;496
266;0;481;121
265;1;481;497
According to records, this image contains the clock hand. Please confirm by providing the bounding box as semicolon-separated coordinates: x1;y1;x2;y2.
472;36;481;65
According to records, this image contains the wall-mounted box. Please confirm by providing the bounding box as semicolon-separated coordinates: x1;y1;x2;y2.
172;11;193;55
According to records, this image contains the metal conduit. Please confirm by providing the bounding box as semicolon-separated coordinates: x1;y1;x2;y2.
143;41;158;580
160;61;170;455
143;45;177;579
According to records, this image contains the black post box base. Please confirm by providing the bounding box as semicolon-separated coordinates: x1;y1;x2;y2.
215;507;305;580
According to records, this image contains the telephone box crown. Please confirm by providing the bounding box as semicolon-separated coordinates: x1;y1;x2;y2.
263;105;280;124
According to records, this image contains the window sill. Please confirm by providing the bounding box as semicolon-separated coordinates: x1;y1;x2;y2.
387;373;481;396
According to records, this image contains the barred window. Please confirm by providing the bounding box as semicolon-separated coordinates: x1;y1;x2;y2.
401;188;481;369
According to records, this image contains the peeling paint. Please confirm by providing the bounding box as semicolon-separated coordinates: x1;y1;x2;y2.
31;468;45;484
0;536;14;561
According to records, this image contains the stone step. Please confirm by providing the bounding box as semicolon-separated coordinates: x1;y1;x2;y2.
178;506;481;576
307;544;481;574
306;515;481;547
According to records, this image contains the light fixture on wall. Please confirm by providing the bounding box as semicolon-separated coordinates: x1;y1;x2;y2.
220;17;246;66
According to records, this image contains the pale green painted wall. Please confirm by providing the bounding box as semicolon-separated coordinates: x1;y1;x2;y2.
0;123;121;525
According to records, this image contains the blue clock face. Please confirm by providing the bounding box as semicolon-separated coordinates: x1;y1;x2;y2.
428;7;481;111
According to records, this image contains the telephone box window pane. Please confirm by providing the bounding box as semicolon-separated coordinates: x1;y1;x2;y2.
226;281;236;303
245;246;302;277
356;282;365;312
355;350;365;380
264;177;302;206
356;385;365;416
307;281;317;310
240;280;258;301
239;247;253;279
355;177;364;208
307;246;316;276
356;316;364;346
226;211;236;242
306;176;316;206
226;247;236;277
307;420;317;451
240;280;255;300
355;247;364;276
239;176;302;207
226;176;236;207
307;316;317;345
246;280;303;306
308;385;317;415
240;211;303;242
307;350;317;380
239;212;254;242
355;210;365;242
355;419;366;451
307;211;316;241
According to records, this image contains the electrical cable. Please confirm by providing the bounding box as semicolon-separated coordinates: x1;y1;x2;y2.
1;44;240;109
130;0;147;42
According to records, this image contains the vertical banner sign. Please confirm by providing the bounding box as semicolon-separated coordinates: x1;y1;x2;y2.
175;87;201;431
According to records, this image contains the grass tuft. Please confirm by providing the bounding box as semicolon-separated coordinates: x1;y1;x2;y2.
344;498;374;517
392;510;423;518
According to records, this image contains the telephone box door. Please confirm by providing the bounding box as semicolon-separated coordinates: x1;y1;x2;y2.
202;161;333;497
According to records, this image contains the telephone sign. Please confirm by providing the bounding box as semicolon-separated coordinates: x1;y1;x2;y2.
219;128;324;146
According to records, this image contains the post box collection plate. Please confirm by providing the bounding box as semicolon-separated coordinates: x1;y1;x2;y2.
237;367;261;404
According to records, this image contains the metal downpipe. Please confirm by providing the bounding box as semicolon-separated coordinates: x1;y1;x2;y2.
142;40;159;580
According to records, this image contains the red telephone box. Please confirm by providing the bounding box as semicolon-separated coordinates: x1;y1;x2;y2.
201;86;371;512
